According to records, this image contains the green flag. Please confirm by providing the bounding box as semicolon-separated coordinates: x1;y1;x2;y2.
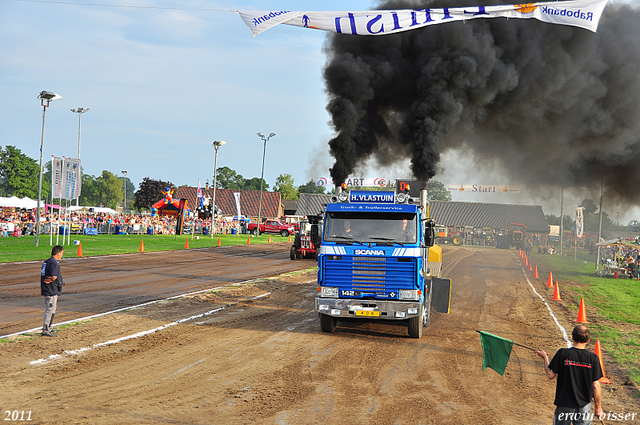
479;331;514;376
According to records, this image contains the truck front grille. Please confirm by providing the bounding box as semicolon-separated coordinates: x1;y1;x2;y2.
323;256;416;295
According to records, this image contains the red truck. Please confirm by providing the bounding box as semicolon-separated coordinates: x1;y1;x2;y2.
246;219;295;237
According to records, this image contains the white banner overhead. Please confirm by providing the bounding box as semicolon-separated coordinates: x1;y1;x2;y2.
235;0;608;38
447;184;521;193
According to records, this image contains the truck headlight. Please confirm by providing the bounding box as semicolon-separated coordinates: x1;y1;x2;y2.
399;289;420;300
338;191;349;202
320;287;339;298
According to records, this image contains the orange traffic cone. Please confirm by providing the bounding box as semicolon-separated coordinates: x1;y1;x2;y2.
288;235;292;242
525;255;529;266
529;262;533;272
594;340;611;384
534;265;539;279
247;235;251;245
553;281;562;301
77;241;83;257
268;235;271;243
547;271;554;288
140;239;145;253
575;298;588;323
519;248;523;257
185;239;189;249
217;236;221;247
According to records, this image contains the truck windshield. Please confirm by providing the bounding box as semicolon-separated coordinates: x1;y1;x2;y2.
323;212;418;244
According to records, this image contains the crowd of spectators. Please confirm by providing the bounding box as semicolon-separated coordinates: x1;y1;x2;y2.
1;208;246;237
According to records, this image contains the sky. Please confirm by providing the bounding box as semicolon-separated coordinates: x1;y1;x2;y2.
1;0;638;224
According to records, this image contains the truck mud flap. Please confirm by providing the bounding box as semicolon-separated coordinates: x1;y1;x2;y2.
430;277;452;314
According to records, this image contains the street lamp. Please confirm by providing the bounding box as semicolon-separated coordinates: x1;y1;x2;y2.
35;91;62;247
256;132;275;233
121;171;128;214
211;140;226;238
70;107;89;206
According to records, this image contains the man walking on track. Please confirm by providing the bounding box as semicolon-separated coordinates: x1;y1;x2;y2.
535;325;604;425
41;245;64;337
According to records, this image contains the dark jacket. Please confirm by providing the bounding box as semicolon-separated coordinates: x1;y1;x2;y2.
40;257;62;296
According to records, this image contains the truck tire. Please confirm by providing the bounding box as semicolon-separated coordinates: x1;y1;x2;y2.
407;315;423;338
290;245;296;260
252;228;258;236
320;314;337;332
280;229;289;238
453;236;462;246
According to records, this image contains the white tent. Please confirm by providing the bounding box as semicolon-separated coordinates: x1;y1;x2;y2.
0;196;44;209
67;206;119;214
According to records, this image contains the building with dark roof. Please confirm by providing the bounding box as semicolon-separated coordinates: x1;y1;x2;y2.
282;199;298;216
297;193;333;217
429;201;550;234
174;186;283;221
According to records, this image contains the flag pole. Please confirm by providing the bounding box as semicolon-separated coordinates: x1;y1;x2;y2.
476;330;537;351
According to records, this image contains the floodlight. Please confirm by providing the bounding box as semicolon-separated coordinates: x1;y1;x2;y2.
38;91;62;101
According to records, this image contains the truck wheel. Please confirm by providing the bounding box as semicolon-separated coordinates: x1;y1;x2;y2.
280;230;289;238
251;228;258;236
407;315;423;338
320;314;337;333
453;236;462;246
290;246;296;260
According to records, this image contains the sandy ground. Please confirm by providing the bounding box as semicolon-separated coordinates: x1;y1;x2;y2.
1;245;638;424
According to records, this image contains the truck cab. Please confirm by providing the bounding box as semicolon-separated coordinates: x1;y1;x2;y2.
314;190;451;338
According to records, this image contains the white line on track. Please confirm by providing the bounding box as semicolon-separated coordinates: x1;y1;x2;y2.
517;256;571;347
30;292;271;365
1;275;262;340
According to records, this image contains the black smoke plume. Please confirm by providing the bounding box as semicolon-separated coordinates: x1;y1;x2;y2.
324;0;640;204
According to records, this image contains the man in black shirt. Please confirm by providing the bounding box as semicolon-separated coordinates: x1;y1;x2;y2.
535;325;604;424
40;245;64;337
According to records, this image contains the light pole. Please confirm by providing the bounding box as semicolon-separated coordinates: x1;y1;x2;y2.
70;107;89;206
36;91;61;247
256;132;275;233
211;140;226;239
121;171;128;214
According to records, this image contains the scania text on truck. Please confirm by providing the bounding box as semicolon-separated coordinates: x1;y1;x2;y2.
315;188;452;338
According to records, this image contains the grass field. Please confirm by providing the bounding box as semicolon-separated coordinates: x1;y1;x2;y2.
530;249;640;385
0;233;290;263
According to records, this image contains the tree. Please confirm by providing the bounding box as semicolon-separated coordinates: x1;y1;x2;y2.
78;174;98;206
133;177;174;211
243;177;269;191
426;180;452;201
274;173;298;200
297;179;325;195
0;145;44;199
579;199;598;215
122;177;135;209
95;170;123;209
216;166;245;190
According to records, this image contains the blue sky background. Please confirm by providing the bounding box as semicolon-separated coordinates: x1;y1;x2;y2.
1;0;637;222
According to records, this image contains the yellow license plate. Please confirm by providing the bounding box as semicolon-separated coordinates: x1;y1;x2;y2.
356;310;380;317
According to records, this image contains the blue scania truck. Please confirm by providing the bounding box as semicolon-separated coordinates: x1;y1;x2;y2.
315;188;451;338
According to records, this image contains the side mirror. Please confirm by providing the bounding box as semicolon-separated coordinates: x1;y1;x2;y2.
424;219;435;247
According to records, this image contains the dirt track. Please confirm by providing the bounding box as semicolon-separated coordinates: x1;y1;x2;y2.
1;245;639;424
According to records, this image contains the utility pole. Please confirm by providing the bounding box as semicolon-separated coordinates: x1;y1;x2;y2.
596;179;604;271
